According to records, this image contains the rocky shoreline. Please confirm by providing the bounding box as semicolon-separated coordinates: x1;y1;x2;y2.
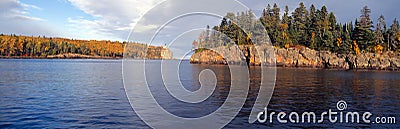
190;45;400;71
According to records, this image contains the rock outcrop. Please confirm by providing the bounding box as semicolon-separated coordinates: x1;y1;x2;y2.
190;45;400;70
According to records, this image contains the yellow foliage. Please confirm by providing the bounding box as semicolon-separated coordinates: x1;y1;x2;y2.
0;35;131;57
246;32;252;43
311;32;315;47
336;38;343;47
397;32;400;42
279;23;289;30
353;40;360;55
373;44;384;54
284;43;290;49
282;31;289;41
281;31;290;46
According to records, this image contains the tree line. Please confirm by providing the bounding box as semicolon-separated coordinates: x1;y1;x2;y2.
0;34;132;57
195;3;400;55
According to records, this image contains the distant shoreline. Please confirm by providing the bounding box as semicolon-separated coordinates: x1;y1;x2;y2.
0;53;122;59
0;57;121;59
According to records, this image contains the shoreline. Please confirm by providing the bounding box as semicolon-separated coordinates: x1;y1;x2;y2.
190;45;400;71
0;57;122;60
190;62;400;72
0;56;122;59
1;56;399;71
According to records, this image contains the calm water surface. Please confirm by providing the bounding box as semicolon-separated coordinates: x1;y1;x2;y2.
0;59;399;128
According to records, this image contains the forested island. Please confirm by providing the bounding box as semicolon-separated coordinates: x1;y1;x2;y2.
0;34;172;59
190;3;400;70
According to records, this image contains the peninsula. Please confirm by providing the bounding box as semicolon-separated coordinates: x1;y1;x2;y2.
190;3;400;70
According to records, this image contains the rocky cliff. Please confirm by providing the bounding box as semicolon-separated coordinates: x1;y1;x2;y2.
124;45;173;60
190;45;400;70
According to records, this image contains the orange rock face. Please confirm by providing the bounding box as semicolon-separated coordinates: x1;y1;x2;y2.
190;45;400;70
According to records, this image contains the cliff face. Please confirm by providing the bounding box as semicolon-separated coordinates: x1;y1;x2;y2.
190;45;400;70
190;45;275;66
275;47;400;70
145;46;173;59
124;45;173;60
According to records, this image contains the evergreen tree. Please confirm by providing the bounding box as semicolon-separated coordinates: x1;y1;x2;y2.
308;4;318;49
352;6;374;51
315;6;329;50
388;18;400;51
271;3;281;46
292;2;309;46
338;23;353;54
282;6;291;25
196;4;400;54
374;15;386;52
279;5;291;48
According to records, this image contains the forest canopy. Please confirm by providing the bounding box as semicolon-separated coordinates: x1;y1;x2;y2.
0;34;173;59
0;34;127;58
194;3;400;55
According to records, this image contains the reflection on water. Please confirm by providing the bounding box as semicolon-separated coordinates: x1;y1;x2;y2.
0;59;145;128
0;59;399;128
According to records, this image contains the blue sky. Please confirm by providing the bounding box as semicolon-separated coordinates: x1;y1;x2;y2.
1;0;400;58
2;0;399;40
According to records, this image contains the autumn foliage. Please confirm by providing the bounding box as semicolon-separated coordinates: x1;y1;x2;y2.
0;34;128;58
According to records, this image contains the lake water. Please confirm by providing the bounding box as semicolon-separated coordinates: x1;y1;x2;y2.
0;59;399;128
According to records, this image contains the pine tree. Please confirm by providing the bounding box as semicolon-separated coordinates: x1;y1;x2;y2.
271;3;281;46
279;5;291;48
292;2;309;46
352;6;374;51
282;6;291;25
315;6;329;50
388;18;400;51
260;4;281;45
338;23;353;54
323;12;337;51
196;3;400;55
374;15;386;52
307;4;318;49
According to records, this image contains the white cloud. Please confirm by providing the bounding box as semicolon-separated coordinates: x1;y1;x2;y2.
66;0;165;40
0;0;43;21
0;0;56;36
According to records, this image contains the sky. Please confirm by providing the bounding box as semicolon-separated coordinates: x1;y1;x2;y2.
1;0;400;58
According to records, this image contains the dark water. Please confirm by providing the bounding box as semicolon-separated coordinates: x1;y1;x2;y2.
0;59;399;128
